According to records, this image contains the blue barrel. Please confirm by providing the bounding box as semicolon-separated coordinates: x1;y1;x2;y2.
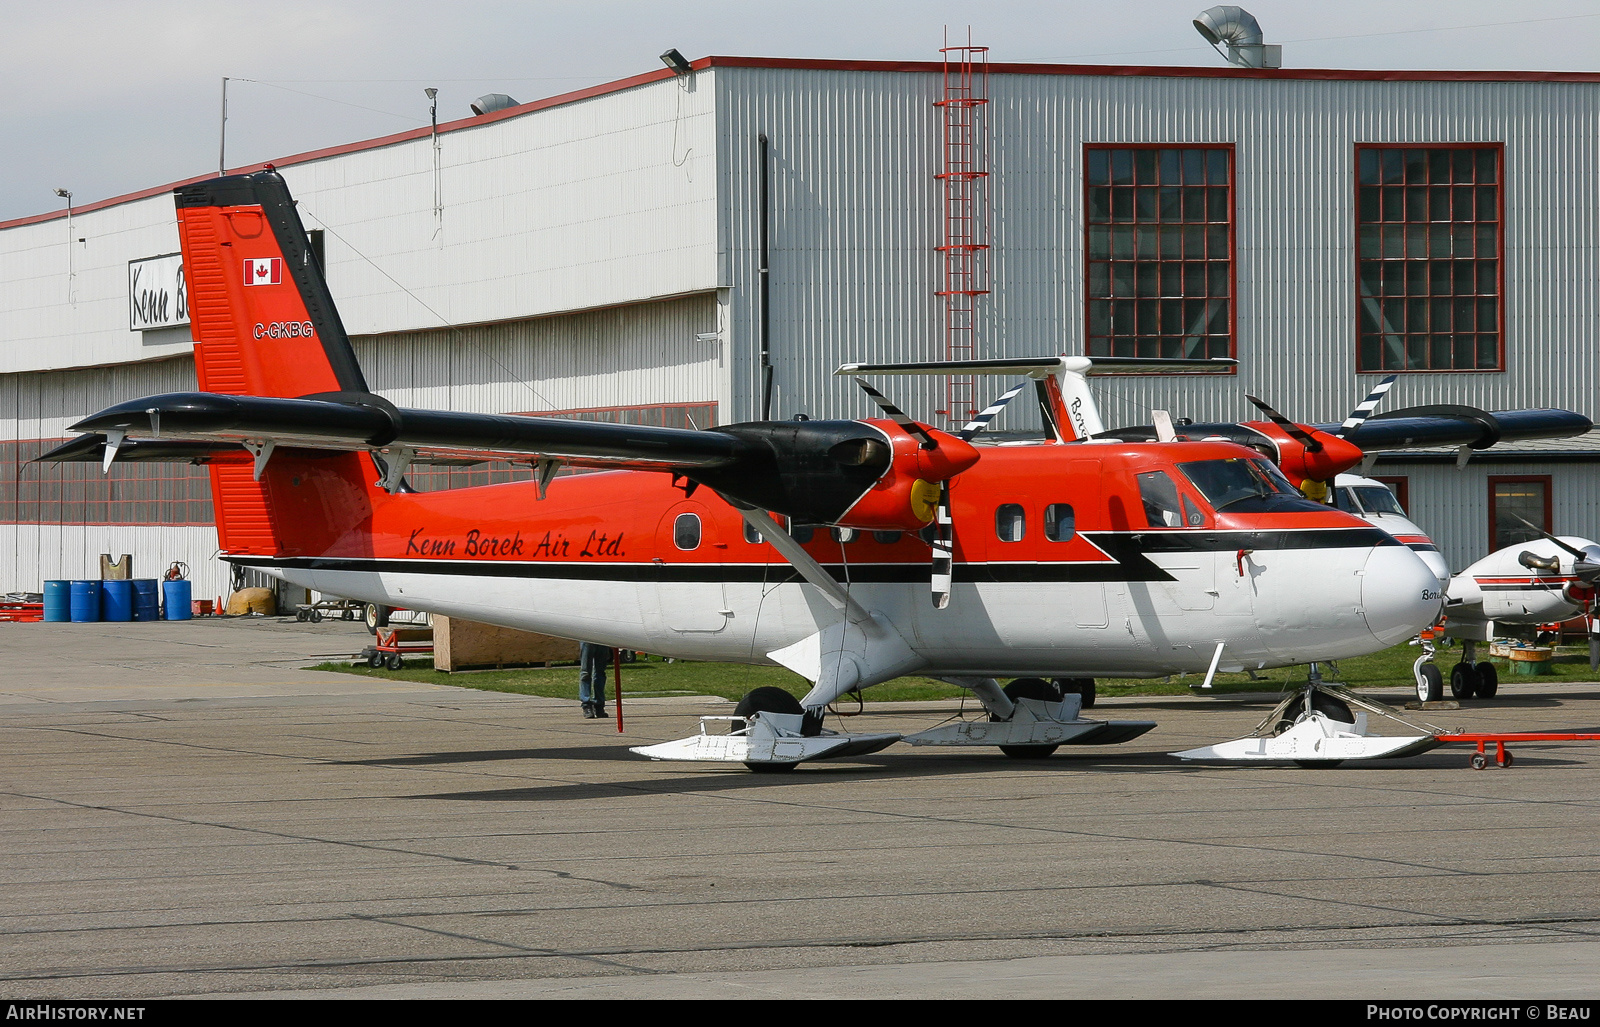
43;580;70;622
132;579;160;622
69;580;102;623
162;578;192;620
102;579;134;622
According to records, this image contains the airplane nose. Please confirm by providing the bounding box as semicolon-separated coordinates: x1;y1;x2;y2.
1362;543;1443;647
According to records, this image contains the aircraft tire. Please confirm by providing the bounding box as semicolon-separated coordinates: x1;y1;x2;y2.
1054;677;1096;709
1416;663;1444;703
365;604;391;635
733;687;811;772
1475;662;1499;699
997;678;1061;759
1308;691;1354;723
1449;662;1477;700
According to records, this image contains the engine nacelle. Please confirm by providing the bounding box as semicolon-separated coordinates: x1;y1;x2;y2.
834;423;979;532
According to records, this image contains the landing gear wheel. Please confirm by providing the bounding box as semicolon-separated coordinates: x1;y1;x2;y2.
1475;662;1499;699
1416;662;1444;703
1308;692;1354;724
1470;752;1488;770
364;604;390;635
1054;677;1096;709
385;652;404;670
732;687;809;773
1449;662;1477;700
996;678;1062;760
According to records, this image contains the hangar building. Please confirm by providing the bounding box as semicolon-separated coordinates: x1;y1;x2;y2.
2;54;1598;599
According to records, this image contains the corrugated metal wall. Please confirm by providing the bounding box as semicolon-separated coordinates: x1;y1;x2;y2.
0;294;719;596
355;292;722;414
1380;458;1600;572
717;67;1600;431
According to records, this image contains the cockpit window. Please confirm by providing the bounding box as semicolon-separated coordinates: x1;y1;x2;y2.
1136;471;1183;528
1178;458;1299;511
1353;486;1405;516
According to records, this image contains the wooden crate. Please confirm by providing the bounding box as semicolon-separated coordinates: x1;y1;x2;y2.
433;616;580;671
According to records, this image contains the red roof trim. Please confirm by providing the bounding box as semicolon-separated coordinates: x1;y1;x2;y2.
7;53;1598;230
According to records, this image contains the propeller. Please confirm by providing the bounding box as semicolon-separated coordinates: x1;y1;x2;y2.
854;377;1026;608
1509;515;1600;585
1335;375;1399;438
1243;375;1399;495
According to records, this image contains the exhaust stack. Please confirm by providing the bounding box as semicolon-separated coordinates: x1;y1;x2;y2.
1193;6;1282;69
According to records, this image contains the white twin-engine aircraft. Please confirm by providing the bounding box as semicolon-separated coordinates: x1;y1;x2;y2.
47;170;1593;770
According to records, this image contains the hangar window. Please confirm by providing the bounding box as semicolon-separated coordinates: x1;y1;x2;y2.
1356;145;1502;372
1488;476;1550;552
0;440;213;526
1085;145;1233;361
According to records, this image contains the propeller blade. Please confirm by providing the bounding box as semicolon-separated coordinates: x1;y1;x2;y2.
1509;514;1588;560
853;377;940;450
931;480;953;609
957;381;1028;441
1335;374;1398;438
1245;394;1323;453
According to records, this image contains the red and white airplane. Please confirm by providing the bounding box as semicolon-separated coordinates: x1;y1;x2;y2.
43;170;1590;769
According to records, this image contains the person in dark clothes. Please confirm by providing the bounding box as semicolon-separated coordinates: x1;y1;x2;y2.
578;641;613;718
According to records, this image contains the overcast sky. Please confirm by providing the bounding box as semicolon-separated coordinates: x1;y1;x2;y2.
4;0;1599;223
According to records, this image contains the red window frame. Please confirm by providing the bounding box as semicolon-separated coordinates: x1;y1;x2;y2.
1084;143;1236;365
1354;143;1505;373
1487;475;1551;552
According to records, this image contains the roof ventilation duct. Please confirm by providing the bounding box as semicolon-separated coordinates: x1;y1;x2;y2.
470;93;520;116
1193;6;1282;69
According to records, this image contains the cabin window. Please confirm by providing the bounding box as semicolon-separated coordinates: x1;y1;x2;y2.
1136;472;1183;528
742;521;763;544
791;523;815;544
1086;144;1234;360
1356;145;1502;371
1178;458;1295;511
831;527;857;543
873;530;903;544
1044;504;1075;541
1181;494;1206;527
673;513;702;550
996;504;1026;542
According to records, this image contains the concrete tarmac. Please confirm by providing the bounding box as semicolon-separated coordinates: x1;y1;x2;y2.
2;617;1599;1000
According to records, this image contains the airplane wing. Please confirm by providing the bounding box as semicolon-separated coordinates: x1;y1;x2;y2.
1323;405;1593;452
61;391;753;472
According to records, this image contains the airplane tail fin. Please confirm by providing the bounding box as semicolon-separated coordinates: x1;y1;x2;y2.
175;171;384;559
175;170;368;398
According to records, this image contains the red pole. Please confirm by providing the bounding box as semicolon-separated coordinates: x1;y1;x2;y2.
612;648;624;732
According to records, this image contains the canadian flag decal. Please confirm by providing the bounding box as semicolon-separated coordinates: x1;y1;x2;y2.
244;257;282;285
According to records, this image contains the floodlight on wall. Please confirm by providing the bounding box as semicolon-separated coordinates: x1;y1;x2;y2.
53;189;76;305
660;48;693;76
1193;6;1282;69
470;93;520;116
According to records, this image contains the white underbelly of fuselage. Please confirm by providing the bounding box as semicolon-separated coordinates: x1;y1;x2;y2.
260;542;1432;680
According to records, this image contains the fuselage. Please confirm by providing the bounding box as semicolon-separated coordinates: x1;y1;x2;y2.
237;437;1442;680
